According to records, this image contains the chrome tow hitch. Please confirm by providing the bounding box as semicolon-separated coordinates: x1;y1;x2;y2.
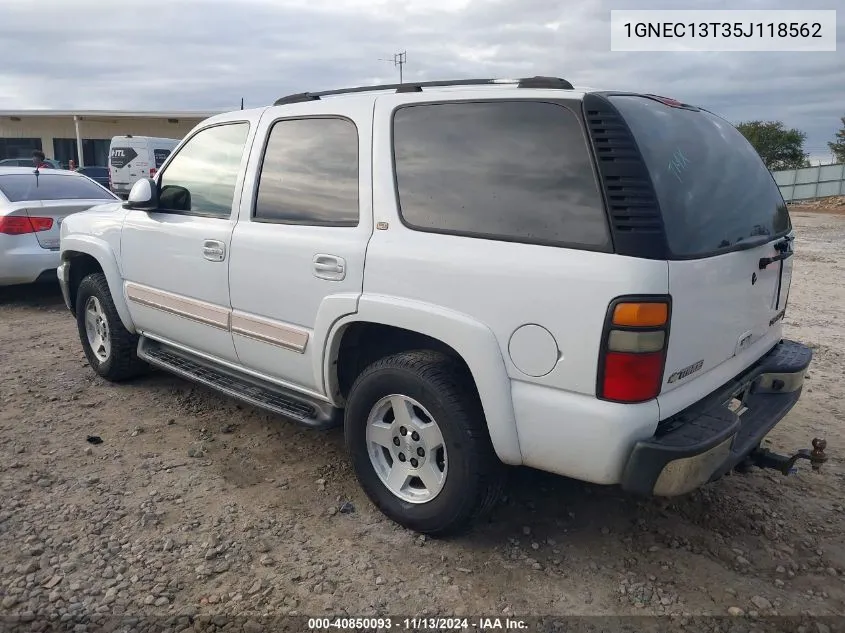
748;438;828;476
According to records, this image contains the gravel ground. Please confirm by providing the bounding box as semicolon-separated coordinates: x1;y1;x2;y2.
1;211;844;631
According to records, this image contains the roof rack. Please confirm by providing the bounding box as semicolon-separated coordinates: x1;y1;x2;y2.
273;76;574;106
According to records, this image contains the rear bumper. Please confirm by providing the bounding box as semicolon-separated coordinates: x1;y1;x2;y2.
621;339;811;496
0;234;60;286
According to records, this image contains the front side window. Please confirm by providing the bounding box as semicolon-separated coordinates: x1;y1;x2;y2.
254;117;359;226
0;173;116;202
392;101;610;249
158;122;250;217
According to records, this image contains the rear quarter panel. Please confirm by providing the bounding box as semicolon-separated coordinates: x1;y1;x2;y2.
368;91;670;396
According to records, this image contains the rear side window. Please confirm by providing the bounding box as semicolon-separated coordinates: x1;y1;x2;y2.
254;117;359;226
0;173;115;202
610;95;791;257
392;101;609;249
153;149;171;168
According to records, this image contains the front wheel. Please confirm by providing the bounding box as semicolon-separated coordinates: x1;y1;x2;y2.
344;350;504;536
75;272;147;382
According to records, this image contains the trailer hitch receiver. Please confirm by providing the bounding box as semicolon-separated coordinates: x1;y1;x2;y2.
749;438;828;476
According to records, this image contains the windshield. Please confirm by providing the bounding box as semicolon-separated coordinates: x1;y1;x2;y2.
610;95;791;258
0;173;116;202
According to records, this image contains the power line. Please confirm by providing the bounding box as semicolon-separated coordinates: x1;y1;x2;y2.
379;51;407;84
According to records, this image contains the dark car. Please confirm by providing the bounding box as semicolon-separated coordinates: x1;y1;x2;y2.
75;166;109;188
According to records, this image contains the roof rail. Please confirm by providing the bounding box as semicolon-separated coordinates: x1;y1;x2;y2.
273;76;574;106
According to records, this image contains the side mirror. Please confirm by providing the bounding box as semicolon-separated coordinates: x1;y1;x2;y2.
124;178;159;211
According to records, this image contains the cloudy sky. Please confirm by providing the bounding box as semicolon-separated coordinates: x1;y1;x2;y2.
1;0;842;162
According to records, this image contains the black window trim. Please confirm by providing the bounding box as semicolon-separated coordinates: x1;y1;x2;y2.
251;114;360;228
154;120;252;220
389;98;613;253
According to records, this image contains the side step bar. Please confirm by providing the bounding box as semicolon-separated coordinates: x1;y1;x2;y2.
137;337;341;430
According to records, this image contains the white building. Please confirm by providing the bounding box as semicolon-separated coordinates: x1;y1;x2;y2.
0;110;220;168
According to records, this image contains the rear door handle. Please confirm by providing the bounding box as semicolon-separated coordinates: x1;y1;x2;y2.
313;254;346;280
203;239;226;262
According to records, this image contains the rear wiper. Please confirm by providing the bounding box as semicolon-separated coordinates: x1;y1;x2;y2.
732;235;772;251
760;237;794;269
773;236;794;252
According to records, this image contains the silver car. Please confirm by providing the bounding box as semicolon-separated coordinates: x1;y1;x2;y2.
0;167;118;286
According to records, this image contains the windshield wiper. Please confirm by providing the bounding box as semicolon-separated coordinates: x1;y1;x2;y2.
773;235;794;252
760;237;794;269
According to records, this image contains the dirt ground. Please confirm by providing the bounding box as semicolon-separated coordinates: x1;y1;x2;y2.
1;210;844;630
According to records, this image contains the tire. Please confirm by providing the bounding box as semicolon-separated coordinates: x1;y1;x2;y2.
75;272;147;382
345;350;505;536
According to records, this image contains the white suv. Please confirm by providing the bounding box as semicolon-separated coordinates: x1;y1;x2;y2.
57;77;821;535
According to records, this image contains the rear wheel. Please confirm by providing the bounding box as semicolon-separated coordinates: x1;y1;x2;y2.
345;350;504;536
75;272;147;381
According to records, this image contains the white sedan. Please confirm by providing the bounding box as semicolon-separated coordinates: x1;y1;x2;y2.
0;167;118;286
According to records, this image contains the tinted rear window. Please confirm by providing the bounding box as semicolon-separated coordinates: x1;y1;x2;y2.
153;149;171;168
0;173;115;202
393;101;610;249
610;95;790;257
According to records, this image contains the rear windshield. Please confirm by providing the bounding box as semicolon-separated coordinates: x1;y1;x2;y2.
610;95;791;258
0;173;115;202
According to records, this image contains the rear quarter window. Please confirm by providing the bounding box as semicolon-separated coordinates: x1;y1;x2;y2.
392;100;610;250
0;173;116;202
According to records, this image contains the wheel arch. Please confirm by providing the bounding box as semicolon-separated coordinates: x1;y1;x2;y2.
61;235;135;333
323;295;523;466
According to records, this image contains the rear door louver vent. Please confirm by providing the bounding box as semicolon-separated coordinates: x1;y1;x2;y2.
583;93;669;259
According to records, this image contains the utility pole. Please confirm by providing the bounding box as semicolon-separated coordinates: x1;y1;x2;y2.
240;97;244;110
379;51;407;83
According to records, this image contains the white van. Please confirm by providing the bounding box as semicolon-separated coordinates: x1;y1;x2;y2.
108;136;179;198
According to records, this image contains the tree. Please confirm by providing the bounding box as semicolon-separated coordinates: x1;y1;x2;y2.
828;115;845;163
735;120;808;171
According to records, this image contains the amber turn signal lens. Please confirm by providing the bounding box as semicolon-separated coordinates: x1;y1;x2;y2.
612;302;668;328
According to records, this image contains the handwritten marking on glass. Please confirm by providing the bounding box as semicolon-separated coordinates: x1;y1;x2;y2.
667;148;692;182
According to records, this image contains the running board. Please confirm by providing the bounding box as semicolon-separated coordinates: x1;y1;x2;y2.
137;337;341;430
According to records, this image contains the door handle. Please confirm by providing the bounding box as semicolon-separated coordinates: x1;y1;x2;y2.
203;239;226;262
314;262;343;273
313;254;346;280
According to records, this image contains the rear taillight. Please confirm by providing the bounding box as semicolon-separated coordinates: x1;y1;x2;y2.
0;216;54;235
150;167;157;178
597;297;671;403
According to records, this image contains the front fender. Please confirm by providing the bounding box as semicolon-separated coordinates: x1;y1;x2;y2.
61;234;135;333
323;295;523;466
